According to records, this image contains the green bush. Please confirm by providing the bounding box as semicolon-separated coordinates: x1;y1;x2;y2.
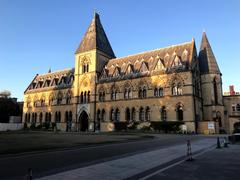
114;122;127;131
151;121;184;133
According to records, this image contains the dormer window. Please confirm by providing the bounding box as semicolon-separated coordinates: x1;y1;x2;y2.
139;62;148;73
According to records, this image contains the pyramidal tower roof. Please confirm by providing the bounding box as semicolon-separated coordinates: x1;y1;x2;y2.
75;12;115;58
199;32;221;74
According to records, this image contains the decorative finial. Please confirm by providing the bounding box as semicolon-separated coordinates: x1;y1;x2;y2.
48;67;51;73
203;28;206;33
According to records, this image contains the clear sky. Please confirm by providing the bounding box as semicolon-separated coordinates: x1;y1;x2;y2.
0;0;239;101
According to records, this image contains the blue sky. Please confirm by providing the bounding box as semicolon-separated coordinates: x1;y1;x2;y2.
0;0;239;101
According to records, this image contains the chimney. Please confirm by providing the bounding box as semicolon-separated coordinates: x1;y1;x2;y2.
229;85;235;95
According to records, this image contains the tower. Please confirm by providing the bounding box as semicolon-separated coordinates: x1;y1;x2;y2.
199;32;224;132
74;12;115;131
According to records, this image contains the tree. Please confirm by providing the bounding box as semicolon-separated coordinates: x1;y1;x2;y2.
0;90;11;98
0;90;20;123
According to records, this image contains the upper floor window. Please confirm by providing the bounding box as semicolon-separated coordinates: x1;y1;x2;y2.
139;87;147;98
124;88;132;99
172;85;182;96
154;87;164;97
82;64;89;73
111;89;117;100
99;91;105;102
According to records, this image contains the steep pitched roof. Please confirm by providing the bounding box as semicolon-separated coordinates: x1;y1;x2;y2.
75;13;115;58
102;40;194;77
199;32;221;74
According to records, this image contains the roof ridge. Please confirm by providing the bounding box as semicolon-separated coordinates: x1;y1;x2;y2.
37;68;74;77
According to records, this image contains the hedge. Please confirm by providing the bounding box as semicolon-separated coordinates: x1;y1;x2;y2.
150;121;184;133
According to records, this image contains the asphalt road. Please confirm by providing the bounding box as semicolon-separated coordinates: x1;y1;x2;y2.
0;135;209;180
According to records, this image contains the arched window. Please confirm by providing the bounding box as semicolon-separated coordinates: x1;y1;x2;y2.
145;107;150;121
143;87;147;98
59;111;61;122
84;91;87;103
49;94;54;106
97;109;101;123
110;109;115;121
101;109;105;122
139;107;145;121
111;88;117;100
57;92;62;105
65;111;69;122
82;63;89;73
87;91;90;102
27;113;31;123
124;88;132;99
213;78;218;105
159;88;164;97
115;108;120;122
172;84;182;96
69;111;72;121
138;88;143;98
176;104;183;121
161;106;167;121
132;108;136;121
55;112;58;122
80;92;83;103
66;92;71;104
154;88;158;96
125;108;131;122
39;112;43;124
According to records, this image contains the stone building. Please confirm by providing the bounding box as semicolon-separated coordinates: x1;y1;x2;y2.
23;13;226;133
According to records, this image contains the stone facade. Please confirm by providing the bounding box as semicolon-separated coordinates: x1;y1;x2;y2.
23;13;228;133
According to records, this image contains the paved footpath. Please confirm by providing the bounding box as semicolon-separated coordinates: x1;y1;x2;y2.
37;138;216;180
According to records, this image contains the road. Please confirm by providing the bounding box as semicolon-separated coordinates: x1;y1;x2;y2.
0;135;210;180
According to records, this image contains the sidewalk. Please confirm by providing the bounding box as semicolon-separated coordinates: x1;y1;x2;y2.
36;138;216;180
146;144;240;180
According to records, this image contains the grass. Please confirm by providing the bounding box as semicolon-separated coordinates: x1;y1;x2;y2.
0;130;155;155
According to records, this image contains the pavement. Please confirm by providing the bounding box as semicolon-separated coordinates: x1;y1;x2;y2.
146;144;240;180
36;138;217;180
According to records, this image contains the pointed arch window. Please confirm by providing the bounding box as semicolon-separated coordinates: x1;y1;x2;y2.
161;106;167;121
111;88;117;100
145;107;150;121
115;108;120;122
176;104;184;121
213;78;218;105
82;64;89;73
172;84;182;96
139;107;145;121
110;109;115;122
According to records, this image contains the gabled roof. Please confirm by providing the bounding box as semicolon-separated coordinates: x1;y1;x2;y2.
199;32;221;74
75;13;115;58
100;40;194;80
25;68;75;93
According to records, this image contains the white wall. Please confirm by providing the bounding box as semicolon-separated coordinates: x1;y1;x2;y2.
0;123;23;131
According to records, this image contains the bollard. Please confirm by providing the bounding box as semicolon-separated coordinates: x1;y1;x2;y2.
27;168;32;180
186;140;193;161
224;137;229;148
217;137;221;149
